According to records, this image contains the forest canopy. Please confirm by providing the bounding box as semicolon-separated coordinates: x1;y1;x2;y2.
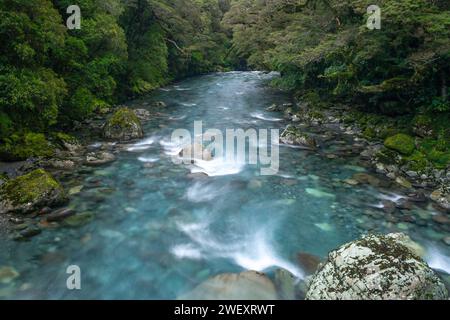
0;0;449;161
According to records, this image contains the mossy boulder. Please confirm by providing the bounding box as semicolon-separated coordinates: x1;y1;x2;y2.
0;169;67;215
0;133;54;161
103;107;144;141
384;134;415;155
306;233;448;300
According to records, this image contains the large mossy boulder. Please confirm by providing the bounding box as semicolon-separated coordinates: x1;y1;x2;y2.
384;134;415;155
306;233;447;300
0;169;67;215
280;126;317;149
103;107;144;141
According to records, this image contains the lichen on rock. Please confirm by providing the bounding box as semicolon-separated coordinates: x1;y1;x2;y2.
103;107;144;141
306;233;448;300
0;169;67;215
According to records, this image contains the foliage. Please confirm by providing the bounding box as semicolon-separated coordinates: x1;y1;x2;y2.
0;0;231;159
223;0;450;114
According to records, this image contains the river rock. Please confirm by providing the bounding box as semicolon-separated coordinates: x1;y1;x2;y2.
85;152;116;166
297;252;321;275
0;266;19;284
352;173;381;187
430;188;450;212
134;109;151;121
274;268;297;300
45;159;76;171
178;271;277;300
280;126;317;149
152;101;167;108
103;107;144;141
395;176;412;189
63;212;94;228
306;233;447;300
14;226;42;241
0;169;67;215
45;208;76;222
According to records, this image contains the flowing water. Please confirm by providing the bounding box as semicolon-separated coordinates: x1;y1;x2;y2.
1;71;449;299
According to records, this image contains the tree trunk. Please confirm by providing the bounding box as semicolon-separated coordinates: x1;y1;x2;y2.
441;71;448;101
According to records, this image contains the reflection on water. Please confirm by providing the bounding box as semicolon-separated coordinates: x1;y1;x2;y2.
0;71;449;299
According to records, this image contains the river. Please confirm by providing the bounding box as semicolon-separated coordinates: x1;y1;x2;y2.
0;71;449;299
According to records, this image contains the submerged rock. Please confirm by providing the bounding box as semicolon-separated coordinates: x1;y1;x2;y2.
0;266;19;284
274;268;297;300
297;253;322;275
280;126;317;149
152;101;167;108
0;169;67;215
178;270;277;300
133;109;151;121
103;107;144;141
306;233;447;300
63;212;94;228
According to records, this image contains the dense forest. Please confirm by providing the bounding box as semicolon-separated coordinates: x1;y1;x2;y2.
0;0;449;166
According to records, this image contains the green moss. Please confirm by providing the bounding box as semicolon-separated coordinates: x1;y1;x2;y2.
0;169;64;206
416;136;450;169
427;149;450;169
108;107;140;128
51;132;79;148
362;126;377;140
404;151;429;172
384;134;415;155
0;133;54;161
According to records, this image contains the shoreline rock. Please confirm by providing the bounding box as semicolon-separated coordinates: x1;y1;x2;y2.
306;233;448;300
0;169;68;215
103;107;144;141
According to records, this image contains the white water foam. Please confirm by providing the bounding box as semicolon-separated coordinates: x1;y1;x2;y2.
250;112;282;122
185;182;229;203
171;244;203;260
180;103;197;107
377;192;405;203
190;158;245;177
160;139;185;156
138;156;159;163
127;137;155;152
426;247;450;274
172;220;304;279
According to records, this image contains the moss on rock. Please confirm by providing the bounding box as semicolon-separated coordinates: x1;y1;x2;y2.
103;107;144;141
384;134;415;155
0;169;67;214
